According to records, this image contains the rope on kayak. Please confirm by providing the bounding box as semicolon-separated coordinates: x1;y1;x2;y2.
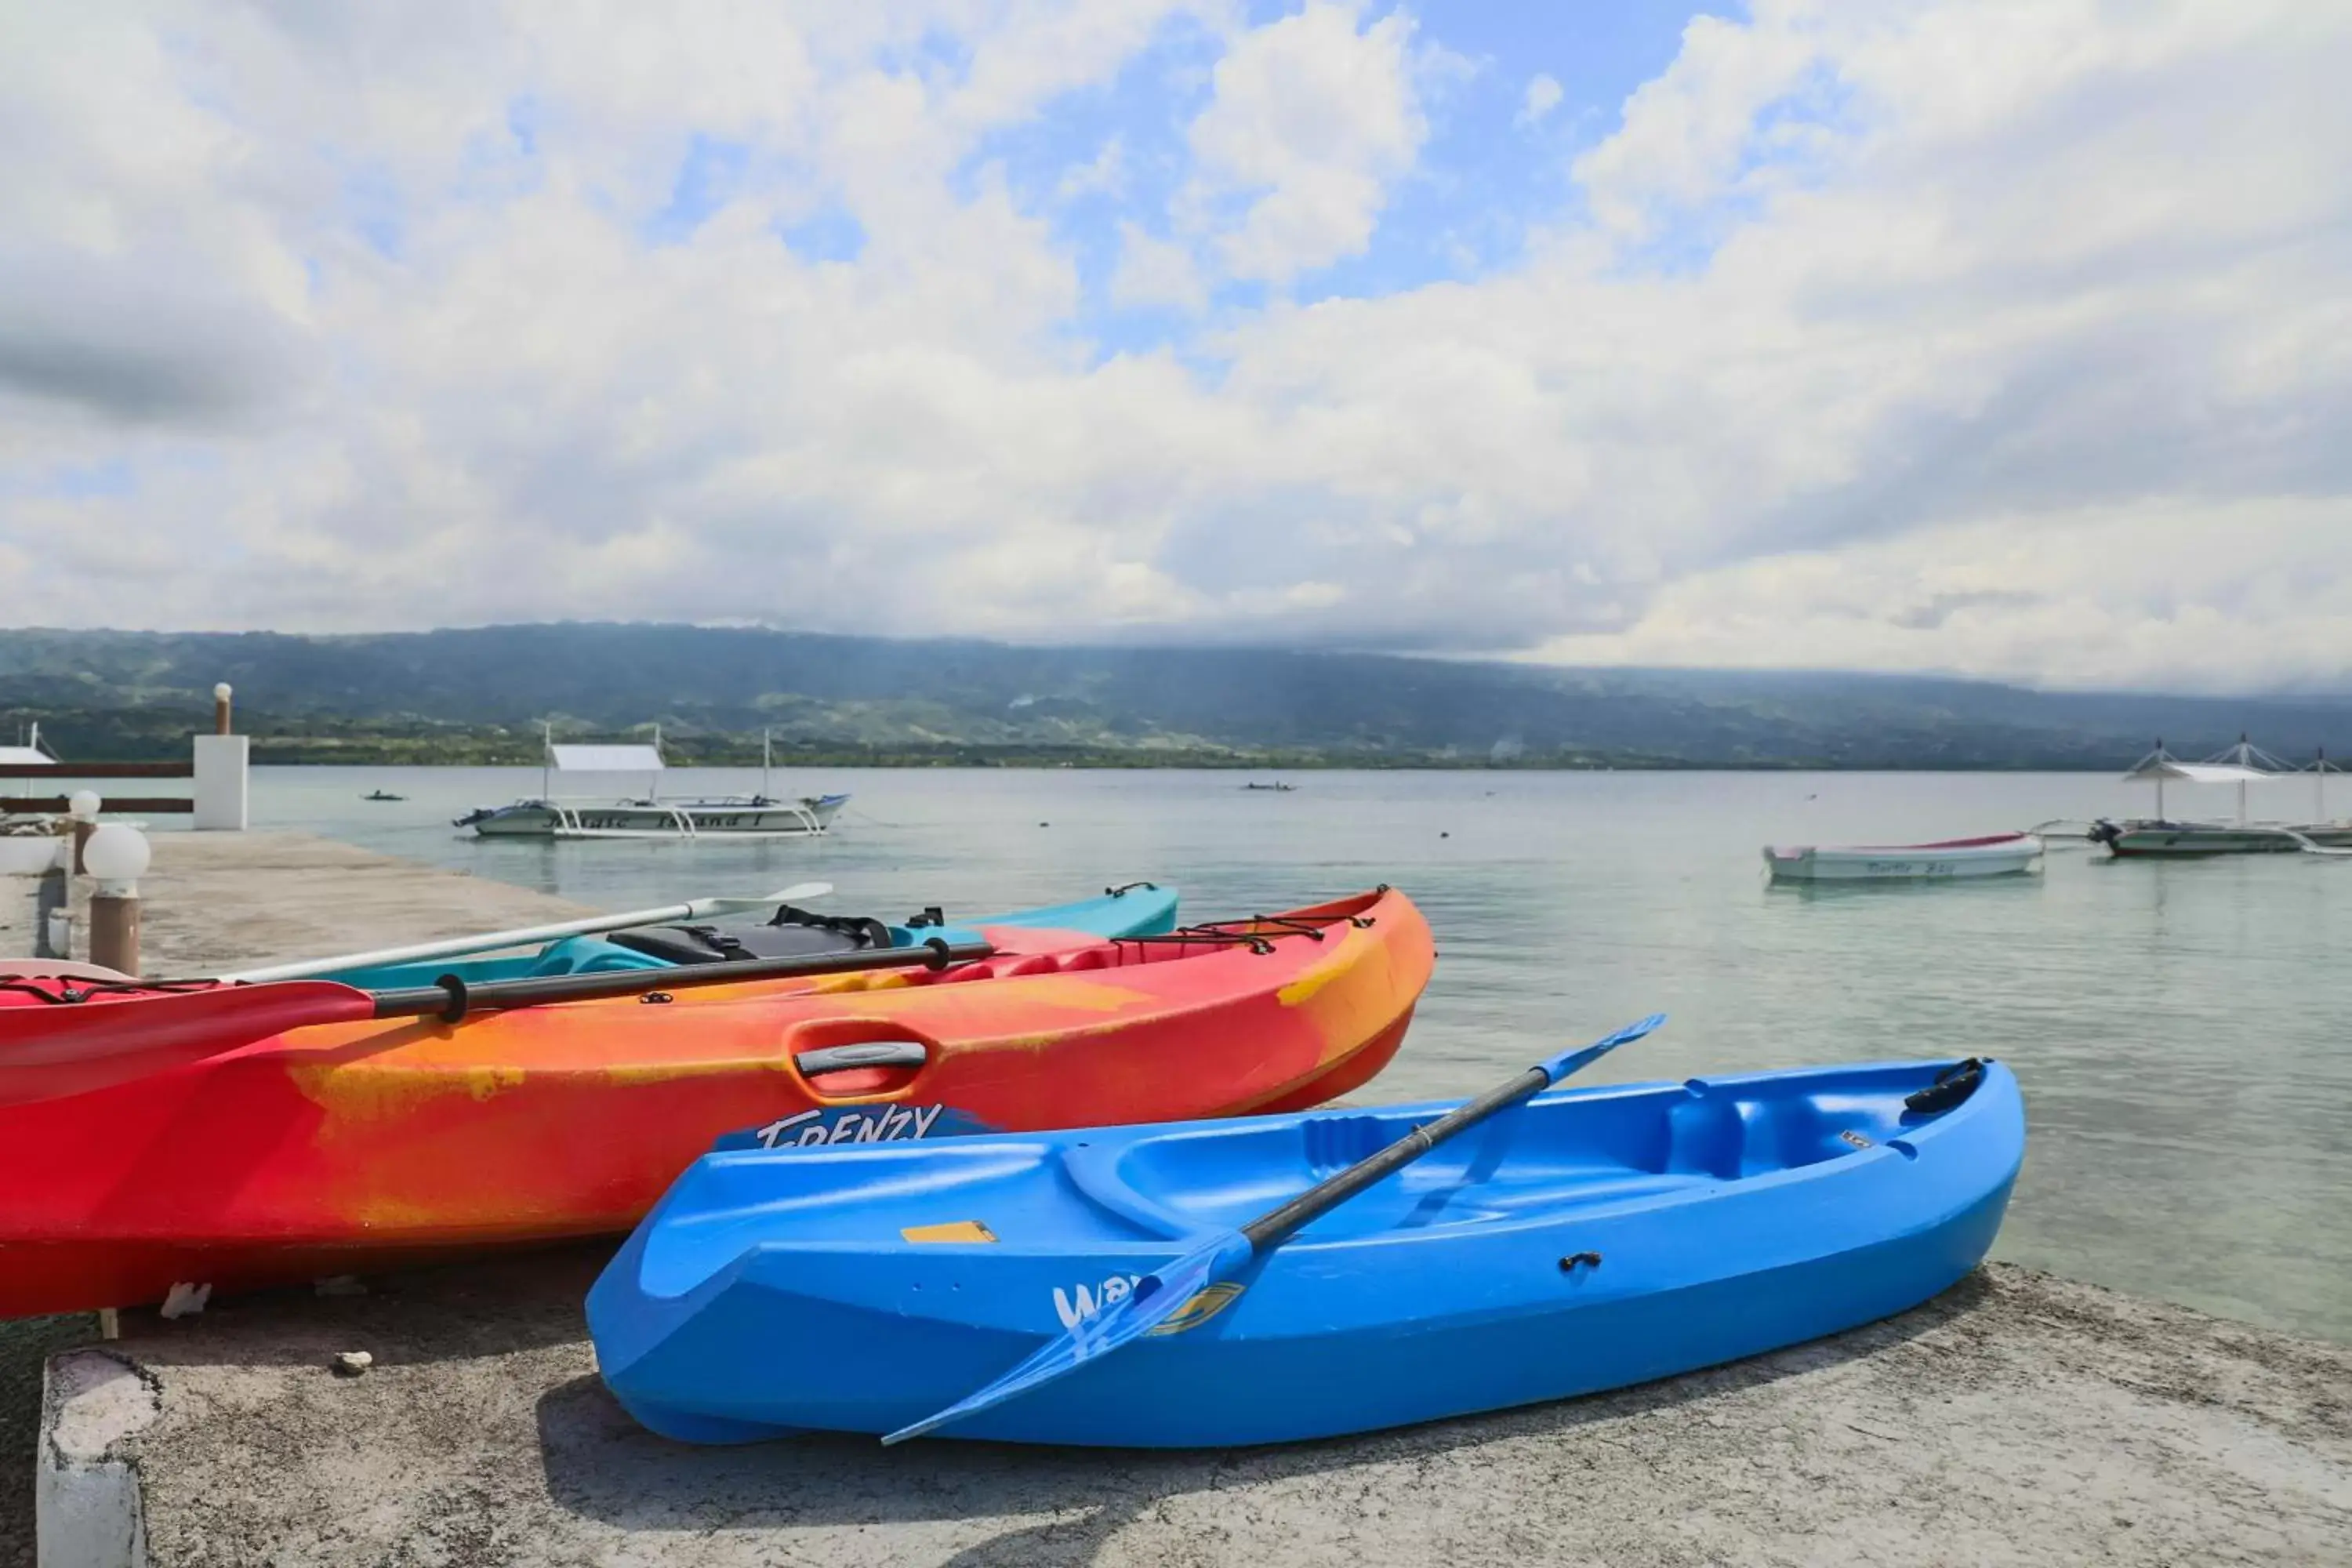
1105;881;1159;895
0;976;222;1005
1113;930;1278;955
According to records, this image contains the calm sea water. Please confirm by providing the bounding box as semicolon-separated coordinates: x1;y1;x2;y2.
243;765;2352;1344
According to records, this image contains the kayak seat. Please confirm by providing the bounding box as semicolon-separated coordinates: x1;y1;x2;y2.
1059;1144;1207;1240
643;1142;1174;1296
527;937;672;976
1664;1091;1747;1179
1665;1083;1903;1178
608;923;866;966
1110;1111;1716;1238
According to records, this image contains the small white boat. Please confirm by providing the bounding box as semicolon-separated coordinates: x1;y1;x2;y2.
1762;832;2044;883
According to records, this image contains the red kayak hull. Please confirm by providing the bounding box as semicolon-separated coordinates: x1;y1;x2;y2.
0;890;1432;1316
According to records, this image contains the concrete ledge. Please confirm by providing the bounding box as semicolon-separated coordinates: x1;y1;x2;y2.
36;1250;2352;1566
35;1353;156;1568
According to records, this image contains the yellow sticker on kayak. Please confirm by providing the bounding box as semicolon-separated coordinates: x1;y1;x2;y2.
1146;1281;1245;1335
902;1220;998;1243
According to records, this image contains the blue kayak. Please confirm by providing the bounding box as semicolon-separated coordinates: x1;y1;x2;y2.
325;884;1179;989
589;1056;2024;1448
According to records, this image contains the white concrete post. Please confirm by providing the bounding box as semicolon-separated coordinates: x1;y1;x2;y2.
191;682;249;830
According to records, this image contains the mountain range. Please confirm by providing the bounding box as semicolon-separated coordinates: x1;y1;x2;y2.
4;623;2349;769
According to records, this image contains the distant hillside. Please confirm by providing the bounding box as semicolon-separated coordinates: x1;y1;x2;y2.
4;623;2350;768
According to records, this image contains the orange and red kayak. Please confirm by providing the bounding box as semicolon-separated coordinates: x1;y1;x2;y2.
0;889;1432;1316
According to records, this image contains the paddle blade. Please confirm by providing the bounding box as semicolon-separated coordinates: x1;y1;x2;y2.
881;1231;1253;1446
1536;1012;1665;1087
0;981;377;1105
691;881;833;917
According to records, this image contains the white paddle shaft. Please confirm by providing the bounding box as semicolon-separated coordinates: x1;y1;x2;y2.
217;882;833;984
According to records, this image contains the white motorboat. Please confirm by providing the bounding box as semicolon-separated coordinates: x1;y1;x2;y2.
457;728;847;841
1762;832;2045;883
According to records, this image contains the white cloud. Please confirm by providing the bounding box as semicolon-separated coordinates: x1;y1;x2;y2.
1110;221;1208;313
1181;1;1428;283
3;0;2351;692
1516;72;1563;128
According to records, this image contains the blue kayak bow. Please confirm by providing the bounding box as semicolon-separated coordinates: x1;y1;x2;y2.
881;1011;1667;1446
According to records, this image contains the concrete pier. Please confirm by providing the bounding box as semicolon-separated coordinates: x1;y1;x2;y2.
56;829;592;977
11;833;2352;1566
34;1253;2352;1567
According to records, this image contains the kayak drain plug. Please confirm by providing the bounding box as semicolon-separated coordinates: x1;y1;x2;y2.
1559;1252;1602;1273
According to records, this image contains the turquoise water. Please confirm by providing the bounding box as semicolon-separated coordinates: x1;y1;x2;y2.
242;765;2352;1343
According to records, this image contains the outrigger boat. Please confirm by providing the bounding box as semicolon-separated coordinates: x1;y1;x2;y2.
1763;832;2043;883
2082;739;2352;857
456;728;846;840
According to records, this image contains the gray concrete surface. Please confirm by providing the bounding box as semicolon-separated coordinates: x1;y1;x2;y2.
38;1249;2352;1567
59;829;593;977
5;833;591;1568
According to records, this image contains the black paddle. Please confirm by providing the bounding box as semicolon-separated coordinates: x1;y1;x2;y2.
2;940;993;1107
368;937;990;1022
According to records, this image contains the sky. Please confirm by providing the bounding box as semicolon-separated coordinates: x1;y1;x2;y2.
2;0;2350;694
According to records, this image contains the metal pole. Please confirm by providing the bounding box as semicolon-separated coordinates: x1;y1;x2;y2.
212;682;234;735
67;789;100;874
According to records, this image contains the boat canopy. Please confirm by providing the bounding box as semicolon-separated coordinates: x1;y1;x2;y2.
2122;758;2278;786
2122;737;2292;786
0;747;55;768
550;744;665;774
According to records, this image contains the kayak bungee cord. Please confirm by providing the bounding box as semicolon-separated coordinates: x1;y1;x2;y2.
1112;893;1386;956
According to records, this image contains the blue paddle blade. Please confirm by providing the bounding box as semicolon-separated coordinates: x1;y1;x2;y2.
881;1231;1255;1446
1535;1012;1664;1086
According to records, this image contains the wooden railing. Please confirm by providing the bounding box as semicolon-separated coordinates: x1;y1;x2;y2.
2;759;196;815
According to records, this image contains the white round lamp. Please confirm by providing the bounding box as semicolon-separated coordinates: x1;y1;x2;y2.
212;683;233;702
83;822;151;890
67;789;101;822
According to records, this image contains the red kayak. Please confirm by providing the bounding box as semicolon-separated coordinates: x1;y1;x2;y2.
0;889;1433;1316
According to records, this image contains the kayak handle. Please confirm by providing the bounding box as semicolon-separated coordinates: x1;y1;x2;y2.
795;1041;929;1076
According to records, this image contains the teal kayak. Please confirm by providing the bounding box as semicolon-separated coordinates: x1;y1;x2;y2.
326;884;1178;989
